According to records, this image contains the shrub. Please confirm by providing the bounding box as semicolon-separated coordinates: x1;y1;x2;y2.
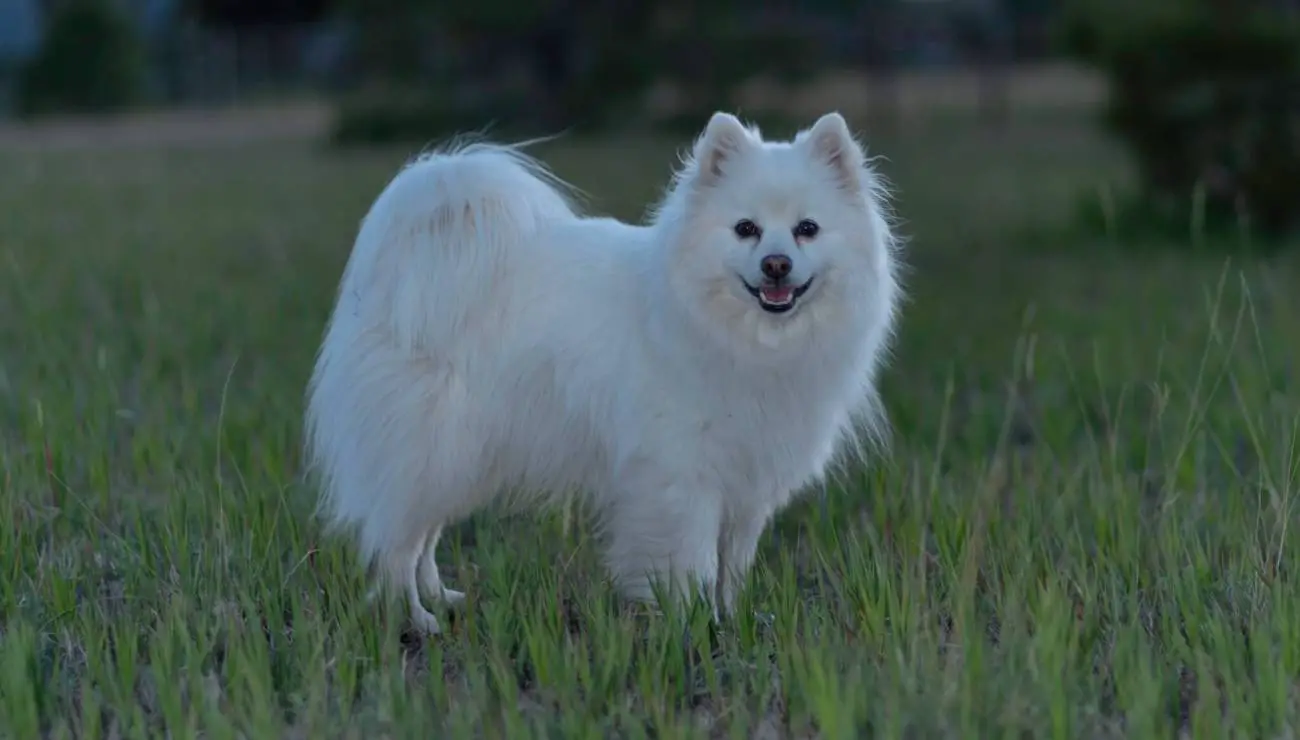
1060;0;1300;243
648;22;825;136
330;91;540;147
16;0;146;118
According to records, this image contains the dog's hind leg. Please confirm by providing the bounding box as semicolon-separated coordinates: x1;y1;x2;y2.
417;524;466;606
389;529;443;634
405;554;445;634
363;527;457;634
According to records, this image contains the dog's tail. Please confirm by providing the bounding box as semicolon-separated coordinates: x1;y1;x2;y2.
337;138;581;349
305;139;579;580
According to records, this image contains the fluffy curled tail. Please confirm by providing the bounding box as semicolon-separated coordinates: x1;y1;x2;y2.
335;139;581;350
304;139;580;574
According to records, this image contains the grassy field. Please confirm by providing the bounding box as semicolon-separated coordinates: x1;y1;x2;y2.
2;112;1300;738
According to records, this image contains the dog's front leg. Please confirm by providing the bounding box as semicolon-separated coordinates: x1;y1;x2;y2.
602;485;722;614
717;503;775;617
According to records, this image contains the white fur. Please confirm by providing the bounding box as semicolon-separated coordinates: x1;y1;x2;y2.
305;112;902;633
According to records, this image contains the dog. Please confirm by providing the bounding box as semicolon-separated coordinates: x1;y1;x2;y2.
305;111;902;633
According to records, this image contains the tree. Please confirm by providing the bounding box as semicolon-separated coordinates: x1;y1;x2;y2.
332;0;841;142
16;0;146;117
338;0;662;130
1061;0;1300;242
187;0;332;27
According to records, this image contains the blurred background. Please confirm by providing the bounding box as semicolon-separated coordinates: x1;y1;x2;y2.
0;0;1096;138
2;0;1298;240
2;0;1299;500
1;0;1298;452
4;3;1300;733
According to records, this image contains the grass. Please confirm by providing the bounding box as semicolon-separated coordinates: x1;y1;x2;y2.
2;113;1300;738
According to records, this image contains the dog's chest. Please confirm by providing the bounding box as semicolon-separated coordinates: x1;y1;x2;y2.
653;380;848;496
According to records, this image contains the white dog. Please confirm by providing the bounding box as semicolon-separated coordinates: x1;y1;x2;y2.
305;111;902;633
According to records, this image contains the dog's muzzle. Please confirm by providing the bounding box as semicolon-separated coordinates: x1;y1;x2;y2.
741;276;815;314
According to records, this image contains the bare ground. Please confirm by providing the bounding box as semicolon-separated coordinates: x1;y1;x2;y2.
0;64;1105;151
0;99;333;151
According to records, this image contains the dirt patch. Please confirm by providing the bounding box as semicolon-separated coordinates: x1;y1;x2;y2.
659;62;1106;121
0;99;332;152
0;64;1105;152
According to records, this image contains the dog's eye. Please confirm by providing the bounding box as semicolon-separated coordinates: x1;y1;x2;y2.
794;219;820;239
733;219;761;239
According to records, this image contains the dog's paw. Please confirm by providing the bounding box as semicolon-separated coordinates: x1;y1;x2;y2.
441;588;467;607
409;605;444;635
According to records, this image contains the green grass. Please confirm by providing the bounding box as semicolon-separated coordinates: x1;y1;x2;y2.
2;114;1300;738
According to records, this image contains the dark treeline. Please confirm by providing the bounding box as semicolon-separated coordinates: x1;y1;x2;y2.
187;0;1059;128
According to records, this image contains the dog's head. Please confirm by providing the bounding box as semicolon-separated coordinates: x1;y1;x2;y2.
652;111;900;358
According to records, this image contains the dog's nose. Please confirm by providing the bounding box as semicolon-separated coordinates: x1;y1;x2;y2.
760;254;793;281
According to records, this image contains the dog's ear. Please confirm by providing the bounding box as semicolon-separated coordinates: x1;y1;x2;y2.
802;112;865;192
692;112;752;187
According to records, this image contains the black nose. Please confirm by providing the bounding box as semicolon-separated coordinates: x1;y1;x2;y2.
760;254;793;281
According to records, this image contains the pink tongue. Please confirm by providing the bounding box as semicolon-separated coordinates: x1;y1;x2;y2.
760;286;793;302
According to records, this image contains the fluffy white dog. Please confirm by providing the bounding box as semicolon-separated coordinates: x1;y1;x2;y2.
305;111;902;633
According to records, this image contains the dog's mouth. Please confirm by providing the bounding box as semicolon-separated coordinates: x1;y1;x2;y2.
741;277;815;314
